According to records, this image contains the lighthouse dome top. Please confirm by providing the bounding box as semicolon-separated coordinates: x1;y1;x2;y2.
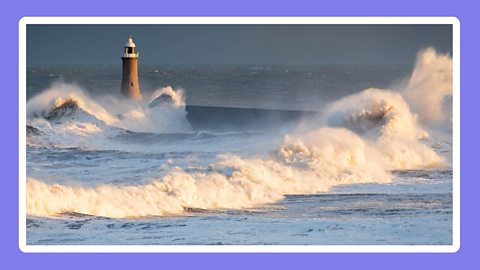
125;36;136;48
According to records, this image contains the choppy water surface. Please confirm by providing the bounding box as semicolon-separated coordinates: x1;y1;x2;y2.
26;48;453;245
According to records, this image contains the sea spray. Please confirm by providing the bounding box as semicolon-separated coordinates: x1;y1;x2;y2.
320;88;427;140
149;86;186;107
403;47;453;127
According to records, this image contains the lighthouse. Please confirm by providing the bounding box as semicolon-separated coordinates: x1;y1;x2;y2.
121;36;142;100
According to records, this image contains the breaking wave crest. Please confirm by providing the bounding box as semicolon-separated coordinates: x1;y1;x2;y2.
321;88;428;140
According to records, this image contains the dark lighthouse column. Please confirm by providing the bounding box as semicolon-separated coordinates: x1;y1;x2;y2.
121;36;142;100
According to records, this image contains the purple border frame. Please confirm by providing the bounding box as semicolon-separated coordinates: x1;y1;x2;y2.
2;0;476;269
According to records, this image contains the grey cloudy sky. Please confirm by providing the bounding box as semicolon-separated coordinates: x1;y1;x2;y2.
27;24;452;66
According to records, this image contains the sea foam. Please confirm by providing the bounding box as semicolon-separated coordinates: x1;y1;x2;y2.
26;48;452;218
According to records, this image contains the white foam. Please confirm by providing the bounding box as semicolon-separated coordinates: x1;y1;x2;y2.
403;47;453;127
26;48;452;218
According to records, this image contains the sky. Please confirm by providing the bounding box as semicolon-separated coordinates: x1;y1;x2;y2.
27;24;452;66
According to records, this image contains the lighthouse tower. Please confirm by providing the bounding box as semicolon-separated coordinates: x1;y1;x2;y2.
121;36;142;100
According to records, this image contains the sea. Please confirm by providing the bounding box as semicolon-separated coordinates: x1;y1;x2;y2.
25;49;453;245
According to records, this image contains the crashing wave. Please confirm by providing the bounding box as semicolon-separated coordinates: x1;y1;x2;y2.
149;86;185;108
321;88;429;140
44;98;79;120
27;83;118;126
26;115;445;218
26;83;191;146
25;48;452;218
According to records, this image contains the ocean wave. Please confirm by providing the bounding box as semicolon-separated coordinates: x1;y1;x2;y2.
26;48;452;218
320;88;428;140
